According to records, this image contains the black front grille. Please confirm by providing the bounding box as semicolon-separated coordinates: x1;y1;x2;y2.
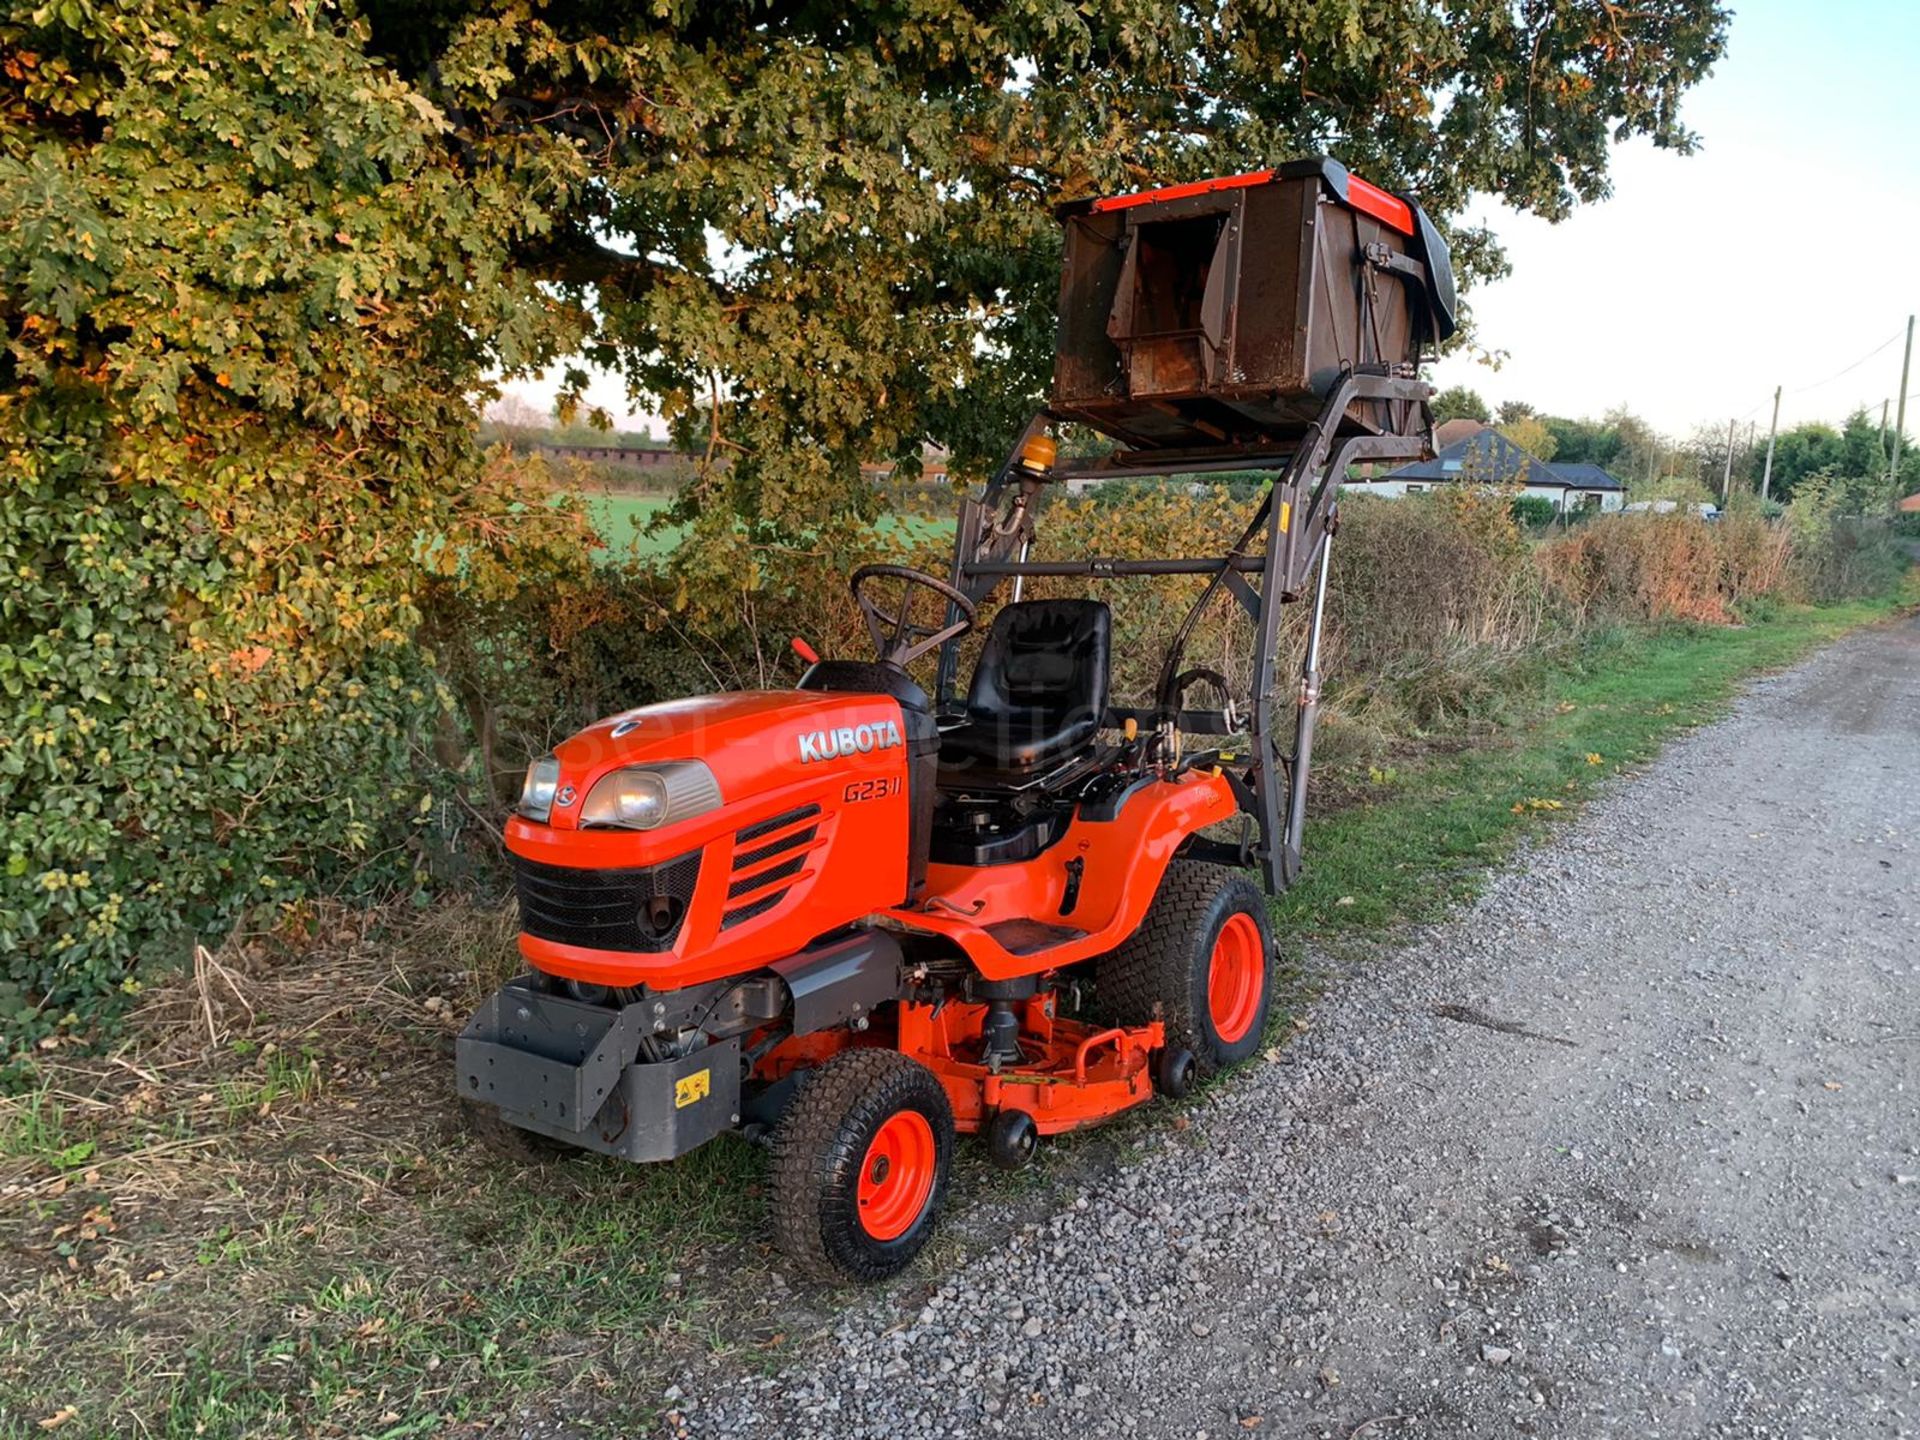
723;890;788;928
735;825;818;871
728;854;804;899
737;804;820;844
722;805;820;929
514;853;701;953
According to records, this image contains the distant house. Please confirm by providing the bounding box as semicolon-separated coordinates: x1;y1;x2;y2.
1434;416;1490;449
1348;428;1627;514
529;441;695;473
1544;463;1633;513
1899;491;1920;514
862;447;952;485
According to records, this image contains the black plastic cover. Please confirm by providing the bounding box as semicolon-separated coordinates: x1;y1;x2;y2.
1402;200;1458;342
798;659;932;713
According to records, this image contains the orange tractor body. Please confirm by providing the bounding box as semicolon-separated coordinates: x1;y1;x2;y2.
458;157;1454;1281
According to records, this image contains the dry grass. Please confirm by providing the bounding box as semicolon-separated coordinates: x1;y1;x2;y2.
1537;509;1793;625
0;902;794;1438
0;893;1258;1438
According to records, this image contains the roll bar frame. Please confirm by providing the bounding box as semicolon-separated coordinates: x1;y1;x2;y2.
933;371;1433;896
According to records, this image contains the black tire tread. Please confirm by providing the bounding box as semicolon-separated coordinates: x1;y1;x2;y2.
768;1048;953;1284
1095;860;1273;1077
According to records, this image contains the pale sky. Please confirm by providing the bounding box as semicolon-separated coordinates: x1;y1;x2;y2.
1429;0;1920;439
505;0;1920;445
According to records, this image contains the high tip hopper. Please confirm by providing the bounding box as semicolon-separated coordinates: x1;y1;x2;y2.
1051;157;1456;453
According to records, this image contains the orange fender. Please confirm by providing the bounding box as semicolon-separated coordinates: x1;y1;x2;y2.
883;769;1238;979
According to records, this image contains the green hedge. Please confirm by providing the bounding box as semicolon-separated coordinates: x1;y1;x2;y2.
0;2;583;1053
1509;494;1559;529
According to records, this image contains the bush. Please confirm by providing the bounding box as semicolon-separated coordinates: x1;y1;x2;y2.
420;532;919;810
0;5;582;1051
1536;511;1790;624
1795;517;1909;601
1784;470;1911;600
1510;494;1559;529
1330;490;1545;669
1714;506;1795;602
1320;490;1554;737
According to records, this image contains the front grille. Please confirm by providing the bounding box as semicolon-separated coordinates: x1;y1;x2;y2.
722;805;820;929
514;853;701;953
736;804;820;844
723;890;787;928
728;854;804;899
735;825;819;872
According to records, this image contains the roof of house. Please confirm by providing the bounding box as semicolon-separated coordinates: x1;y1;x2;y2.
1381;430;1545;484
1370;432;1625;491
1898;491;1920;513
1544;462;1627;493
1434;417;1489;448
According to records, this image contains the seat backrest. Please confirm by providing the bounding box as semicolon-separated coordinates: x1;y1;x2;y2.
965;600;1111;725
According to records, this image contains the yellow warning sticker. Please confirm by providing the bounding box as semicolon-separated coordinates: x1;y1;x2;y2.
1278;500;1292;533
674;1069;711;1109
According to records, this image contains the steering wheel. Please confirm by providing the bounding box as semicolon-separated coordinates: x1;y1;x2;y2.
849;564;977;669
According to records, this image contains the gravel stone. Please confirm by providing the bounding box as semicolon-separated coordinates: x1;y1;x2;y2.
659;615;1920;1438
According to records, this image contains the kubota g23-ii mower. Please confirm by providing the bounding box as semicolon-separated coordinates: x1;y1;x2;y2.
458;157;1455;1282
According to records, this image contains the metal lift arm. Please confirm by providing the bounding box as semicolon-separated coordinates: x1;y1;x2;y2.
936;371;1432;896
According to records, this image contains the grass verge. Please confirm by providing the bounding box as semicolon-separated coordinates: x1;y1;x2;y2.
0;585;1910;1439
1279;585;1917;942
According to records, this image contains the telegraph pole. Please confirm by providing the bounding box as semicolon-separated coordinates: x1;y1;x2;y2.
1892;314;1914;488
1720;417;1736;507
1758;389;1774;503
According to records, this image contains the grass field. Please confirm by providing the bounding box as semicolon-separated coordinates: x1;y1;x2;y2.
1;582;1912;1438
573;491;956;560
575;492;682;556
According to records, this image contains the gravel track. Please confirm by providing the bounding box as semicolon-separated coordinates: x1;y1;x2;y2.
658;614;1920;1439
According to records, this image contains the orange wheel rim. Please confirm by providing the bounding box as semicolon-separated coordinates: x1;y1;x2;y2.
1207;913;1264;1044
856;1110;937;1242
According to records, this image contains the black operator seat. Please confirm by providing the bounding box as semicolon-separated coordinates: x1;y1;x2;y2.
939;600;1112;774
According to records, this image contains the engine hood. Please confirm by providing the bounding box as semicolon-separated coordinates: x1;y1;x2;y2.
531;689;909;836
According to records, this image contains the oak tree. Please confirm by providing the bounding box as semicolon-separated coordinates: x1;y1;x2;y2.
1;0;1730;1037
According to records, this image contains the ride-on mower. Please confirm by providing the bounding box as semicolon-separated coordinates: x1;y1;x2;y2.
458;157;1455;1283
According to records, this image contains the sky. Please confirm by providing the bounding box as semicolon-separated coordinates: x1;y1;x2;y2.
1428;0;1920;439
503;0;1920;446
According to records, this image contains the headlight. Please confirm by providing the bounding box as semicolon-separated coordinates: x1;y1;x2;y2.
580;760;722;831
517;755;561;821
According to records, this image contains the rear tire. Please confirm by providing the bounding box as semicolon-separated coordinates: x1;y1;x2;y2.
769;1049;955;1284
1097;861;1275;1078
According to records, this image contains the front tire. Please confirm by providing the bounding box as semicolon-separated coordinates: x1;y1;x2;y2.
1097;861;1276;1078
769;1049;955;1284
